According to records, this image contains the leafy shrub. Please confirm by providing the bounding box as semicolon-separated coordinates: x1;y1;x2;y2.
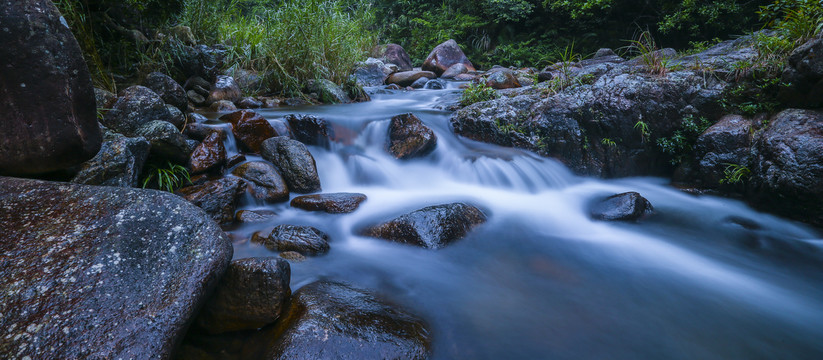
720;163;751;184
460;82;499;106
656;115;713;165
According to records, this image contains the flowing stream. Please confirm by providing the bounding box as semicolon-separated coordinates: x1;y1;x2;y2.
205;83;823;359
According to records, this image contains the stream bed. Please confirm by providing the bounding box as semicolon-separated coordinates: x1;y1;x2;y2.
205;84;823;359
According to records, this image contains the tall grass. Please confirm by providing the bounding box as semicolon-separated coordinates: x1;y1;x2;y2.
53;0;116;92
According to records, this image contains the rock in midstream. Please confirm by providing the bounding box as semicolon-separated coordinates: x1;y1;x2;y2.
254;225;330;256
360;203;487;249
231;161;290;203
260;136;322;193
589;192;654;221
290;193;367;214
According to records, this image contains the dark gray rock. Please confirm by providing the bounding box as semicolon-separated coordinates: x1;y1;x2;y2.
422;39;475;77
750;109;823;226
261;137;322;193
235;210;278;224
307;79;350;104
242;281;431;360
380;43;413;72
207;75;241;105
353;58;395;86
187;89;206;106
285;114;334;147
195;257;290;334
360;203;487;249
290;193;367;214
425;79;446;89
237;97;263;109
388;113;437;159
210;100;238;112
135;120;191;164
95;87;116;109
0;176;232;359
693;115;753;187
256;225;330;256
231;161;289;203
72;131;150;187
144;72;188;112
779;38;823;108
103;85;171;136
0;0;102;175
178;177;246;225
410;77;430;89
176;44;226;80
590;192;654;221
165;104;186;129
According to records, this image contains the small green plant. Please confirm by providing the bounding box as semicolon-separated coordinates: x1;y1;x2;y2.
460;82;499;106
656;115;713;165
141;161;192;192
634;119;651;143
627;30;668;76
601;138;617;147
720;163;751;184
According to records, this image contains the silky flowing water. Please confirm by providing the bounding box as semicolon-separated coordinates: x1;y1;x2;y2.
205;84;823;359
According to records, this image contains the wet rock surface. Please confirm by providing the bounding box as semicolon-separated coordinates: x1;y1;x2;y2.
285;114;335;147
144;72;188;112
221;110;277;153
0;0;102;175
72;131;150;187
306;79;350;104
178;177;246;225
231;161;290;203
135;120;191;164
195;257;290;334
243;281;431;360
103;85;171;136
386;71;438;87
260;137;322;193
692;115;753;187
256;225;331;256
422;39;475;77
379;43;414;72
207;75;241;104
290;193;367;214
590;192;654;221
485;68;522;89
189;131;227;175
361;203;487;249
0;177;232;359
388;113;438;159
235;209;278;224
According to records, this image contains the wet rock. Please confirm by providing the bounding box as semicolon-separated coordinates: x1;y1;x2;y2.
189;131;227;174
184;122;226;142
207;75;241;104
285;114;334;147
178;177;246;225
360;203;487;249
291;193;367;214
262;97;281;108
425;79;446;89
102;85;171;136
242;281;431;360
237;97;263;109
590;192;654;221
485;68;522;89
353;58;395;86
165;104;186;129
750;109;823;226
226;154;247;168
693;115;753;187
235;210;277;223
0;176;232;359
187;89;207;106
442;63;469;79
220;110;277;153
144;72;188;112
422;39;475;77
260;137;322;193
210;100;238;112
185;76;212;95
379;43;414;72
386;71;438;87
95;87;116;109
176;45;226;80
228;68;265;95
135;120;191;164
72;131;150;187
387;113;438;159
0;0;102;175
195;258;290;334
778;38;823;108
454;73;477;81
385;84;402;90
410;77;430;89
256;225;330;255
232;161;289;203
279;251;306;262
307;79;350;104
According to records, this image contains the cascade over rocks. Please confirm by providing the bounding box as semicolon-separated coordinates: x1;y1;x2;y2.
242;281;431;360
387;113;438;159
0;177;232;359
72;130;150;187
360;203;487;249
178;177;246;225
195;257;291;334
221;110;277;153
261;137;322;193
750;109;823;226
144;72;188;112
590;192;654;221
422;39;476;77
0;0;102;175
255;225;331;256
231;161;290;203
291;193;367;214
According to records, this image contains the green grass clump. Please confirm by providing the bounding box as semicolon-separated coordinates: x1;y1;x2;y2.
141;161;192;192
460;82;499;106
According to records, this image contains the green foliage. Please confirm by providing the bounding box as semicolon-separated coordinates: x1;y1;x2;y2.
634;119;650;143
626;30;668;76
656;115;713;165
720;163;751;184
601;137;617;147
141;161;192;192
759;0;823;45
461;82;499;106
485;39;558;68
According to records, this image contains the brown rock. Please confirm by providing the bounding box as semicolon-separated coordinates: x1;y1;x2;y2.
387;113;437;159
386;71;437;87
484;68;522;89
291;193;367;213
178;177;246;225
422;39;475;77
189;131;227;174
381;43;413;71
220;110;276;153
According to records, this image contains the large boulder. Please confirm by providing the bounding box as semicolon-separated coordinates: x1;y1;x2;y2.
220;110;277;153
380;43;413;72
178;177;246;225
103;85;171;136
0;177;232;359
231;161;290;203
360;203;487;249
386;71;437;87
387;113;438;159
290;193;367;214
261;137;322;193
144;72;188;112
255;225;331;256
589;192;654;221
0;0;102;175
188;130;227;175
176;44;226;81
195;257;290;334
285;114;335;147
422;39;475;77
692;115;753;188
243;281;431;360
71;130;150;187
750;109;823;226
